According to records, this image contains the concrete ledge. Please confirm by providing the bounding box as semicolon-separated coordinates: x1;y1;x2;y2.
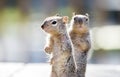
0;63;120;77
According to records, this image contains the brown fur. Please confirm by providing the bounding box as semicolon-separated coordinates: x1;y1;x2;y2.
69;14;91;77
41;15;75;77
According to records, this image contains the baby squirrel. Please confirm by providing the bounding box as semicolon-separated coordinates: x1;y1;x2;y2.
68;13;91;77
41;15;75;77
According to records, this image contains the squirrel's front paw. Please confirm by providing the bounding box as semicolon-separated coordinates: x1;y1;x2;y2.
44;47;52;54
50;57;54;65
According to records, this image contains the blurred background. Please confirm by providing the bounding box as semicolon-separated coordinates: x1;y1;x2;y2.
0;0;120;64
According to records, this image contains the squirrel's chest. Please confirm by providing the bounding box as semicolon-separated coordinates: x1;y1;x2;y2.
71;35;91;52
53;39;62;52
52;37;72;61
53;37;71;51
71;34;89;43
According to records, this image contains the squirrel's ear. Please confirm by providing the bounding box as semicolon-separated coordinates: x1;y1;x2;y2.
62;16;69;23
85;13;89;17
73;12;76;16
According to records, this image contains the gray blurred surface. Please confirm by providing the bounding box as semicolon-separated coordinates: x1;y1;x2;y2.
0;63;120;77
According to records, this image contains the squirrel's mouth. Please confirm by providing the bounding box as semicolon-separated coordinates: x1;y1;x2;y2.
79;25;82;28
43;27;49;31
73;22;83;28
78;24;83;28
43;26;53;33
41;24;49;29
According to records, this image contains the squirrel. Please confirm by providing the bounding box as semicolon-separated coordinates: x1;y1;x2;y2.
41;15;75;77
68;13;91;77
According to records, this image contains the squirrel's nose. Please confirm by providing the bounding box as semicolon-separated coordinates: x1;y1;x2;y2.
41;25;44;29
78;18;83;23
74;17;83;23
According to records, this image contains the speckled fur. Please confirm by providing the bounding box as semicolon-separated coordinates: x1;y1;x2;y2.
69;14;91;77
41;15;75;77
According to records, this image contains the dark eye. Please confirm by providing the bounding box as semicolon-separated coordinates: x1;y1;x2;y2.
51;21;57;24
85;18;88;21
74;17;77;21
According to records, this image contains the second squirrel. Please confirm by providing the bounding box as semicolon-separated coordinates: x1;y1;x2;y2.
68;13;91;77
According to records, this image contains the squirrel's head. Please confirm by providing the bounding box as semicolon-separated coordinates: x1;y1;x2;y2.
70;13;89;33
41;15;68;35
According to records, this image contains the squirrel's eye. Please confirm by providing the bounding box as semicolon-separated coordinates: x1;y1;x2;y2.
51;21;57;25
85;18;88;21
